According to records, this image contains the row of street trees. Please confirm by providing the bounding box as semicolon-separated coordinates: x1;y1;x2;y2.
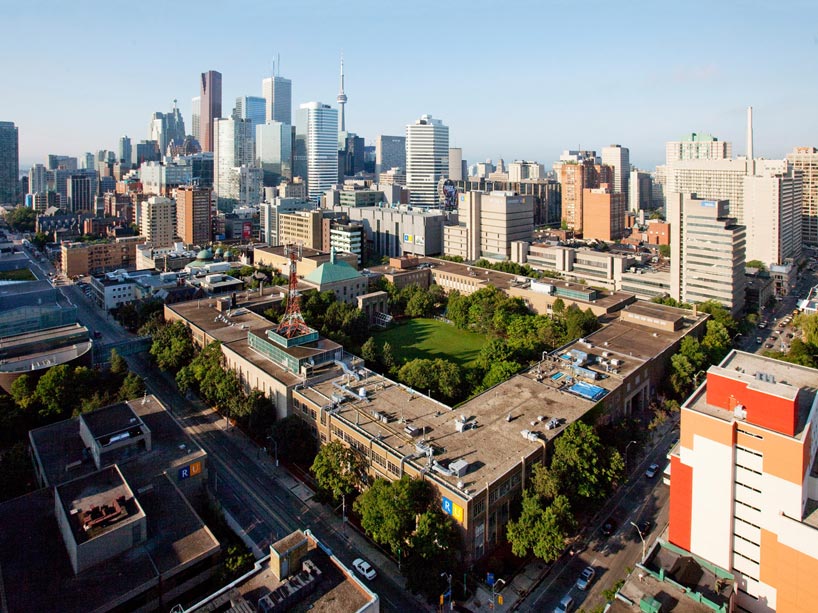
309;441;460;600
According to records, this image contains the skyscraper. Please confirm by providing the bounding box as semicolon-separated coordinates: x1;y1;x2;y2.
200;70;222;152
233;96;266;126
256;121;293;187
601;144;630;198
191;96;201;141
28;163;47;195
0;121;19;204
213;117;255;210
165;100;186;150
295;102;339;202
406;114;449;208
786;147;818;245
262;74;292;125
375;135;406;179
337;56;347;133
118;136;132;168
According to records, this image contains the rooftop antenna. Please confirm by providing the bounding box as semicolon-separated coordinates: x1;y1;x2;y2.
275;243;311;338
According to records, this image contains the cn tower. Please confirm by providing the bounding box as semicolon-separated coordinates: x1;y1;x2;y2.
337;55;347;132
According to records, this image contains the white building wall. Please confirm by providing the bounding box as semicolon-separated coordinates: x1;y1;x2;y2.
406;115;449;207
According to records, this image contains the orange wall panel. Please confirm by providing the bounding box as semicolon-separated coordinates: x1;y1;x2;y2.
669;456;693;551
760;528;818;612
681;408;735;450
705;373;798;436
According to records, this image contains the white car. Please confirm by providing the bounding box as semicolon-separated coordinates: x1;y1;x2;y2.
645;463;660;478
576;566;595;590
352;558;377;580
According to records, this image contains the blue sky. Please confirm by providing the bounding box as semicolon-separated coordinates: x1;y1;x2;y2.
3;0;817;171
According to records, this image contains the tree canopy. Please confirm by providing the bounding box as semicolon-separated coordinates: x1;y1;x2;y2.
149;320;194;372
311;441;367;501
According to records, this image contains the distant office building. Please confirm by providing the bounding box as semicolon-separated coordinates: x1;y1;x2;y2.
259;197;313;245
200;70;222;152
66;172;97;213
279;210;324;251
31;191;58;213
28;163;47;195
406;114;449;207
140;160;194;196
135;140;160;165
444;190;534;261
233;95;266;126
665;132;732;165
582;186;626;242
669;194;746;315
743;168;803;268
448;148;465;182
231;165;263;209
559;161;612;233
140;196;176;248
375;135;406;179
628;170;653;212
277;178;307;200
118;136;132;168
80;152;95;170
262;74;292;125
46;154;77;171
601;144;630;198
328;220;364;264
191;96;201;140
458;177;560;227
552;149;598;178
343;205;445;257
0;121;19;204
256;121;293;186
164;100;186;151
786;146;818;245
213;117;255;210
508;161;544;182
339;133;365;179
295;102;339;202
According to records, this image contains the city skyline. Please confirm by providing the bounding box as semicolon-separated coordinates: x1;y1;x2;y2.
3;0;818;171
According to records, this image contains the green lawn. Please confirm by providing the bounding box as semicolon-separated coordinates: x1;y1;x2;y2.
373;318;486;366
0;268;36;281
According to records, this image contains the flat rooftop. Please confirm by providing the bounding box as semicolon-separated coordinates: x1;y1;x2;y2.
297;365;598;491
167;301;273;345
30;395;205;488
80;401;146;441
0;472;219;613
686;350;818;438
189;531;375;613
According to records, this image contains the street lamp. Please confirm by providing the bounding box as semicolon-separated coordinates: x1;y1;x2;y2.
630;521;647;564
692;369;706;388
625;440;637;476
492;578;506;609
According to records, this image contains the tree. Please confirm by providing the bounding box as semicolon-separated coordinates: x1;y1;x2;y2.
548;421;623;504
361;337;378;364
270;415;317;465
506;491;574;562
405;290;435;318
398;358;463;402
110;349;128;375
658;244;671;258
354;476;434;555
149;320;194;372
381;341;396;372
9;374;38;413
701;320;732;364
6;206;36;232
119;372;145;400
404;509;460;598
481;360;521;390
445;290;470;329
311;441;367;501
745;260;767;271
552;297;565;316
33;364;76;419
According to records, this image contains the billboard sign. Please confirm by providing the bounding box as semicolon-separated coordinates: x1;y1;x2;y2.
178;460;202;481
441;496;464;523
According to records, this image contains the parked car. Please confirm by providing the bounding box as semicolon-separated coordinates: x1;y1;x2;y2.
576;566;596;590
352;558;377;581
601;519;616;537
635;519;652;535
645;463;660;478
554;594;575;613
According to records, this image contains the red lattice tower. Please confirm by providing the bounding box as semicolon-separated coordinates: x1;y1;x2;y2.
275;244;312;338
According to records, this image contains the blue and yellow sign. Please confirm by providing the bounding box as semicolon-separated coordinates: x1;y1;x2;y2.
178;460;202;480
441;496;464;523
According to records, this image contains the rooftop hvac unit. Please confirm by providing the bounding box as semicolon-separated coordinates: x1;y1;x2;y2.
450;458;469;477
520;430;540;442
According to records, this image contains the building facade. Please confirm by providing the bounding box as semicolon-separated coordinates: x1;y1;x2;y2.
233;95;266;126
582;187;626;242
0;121;19;204
743;169;803;267
786;147;818;246
200;70;222;153
213;117;255;210
140;196;176;248
262;75;292;125
295;102;339;202
406;115;448;207
176;186;212;246
666;133;732;165
375;135;406;179
256;120;293;187
601;144;630;198
341;205;445;257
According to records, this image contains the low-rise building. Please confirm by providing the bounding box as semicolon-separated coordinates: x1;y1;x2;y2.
302;250;369;304
61;236;146;277
254;245;358;276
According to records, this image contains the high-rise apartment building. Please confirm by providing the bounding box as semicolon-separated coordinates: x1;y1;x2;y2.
140;196;176;248
256;121;293;187
628;170;653;212
559;161;612;233
508;161;545;183
262;75;292;125
406;115;449;208
786;146;818;245
200;71;222;153
582;186;626;242
743;169;803;267
601;144;630;198
295;102;339;203
28;163;47;195
191;96;201;141
668;194;746;315
213;117;255;210
175;186;211;247
259;197;314;245
375;135;406;179
0;121;19;204
233;96;266;126
118;136;132;168
443;191;533;261
278;210;323;251
669;350;818;612
666;133;732;165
